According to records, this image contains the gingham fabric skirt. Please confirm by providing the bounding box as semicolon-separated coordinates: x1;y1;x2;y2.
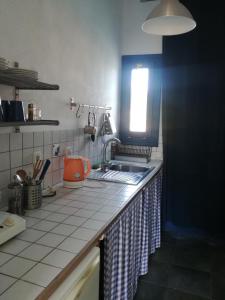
104;170;162;300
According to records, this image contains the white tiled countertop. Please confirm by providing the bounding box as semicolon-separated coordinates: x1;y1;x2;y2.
0;160;162;300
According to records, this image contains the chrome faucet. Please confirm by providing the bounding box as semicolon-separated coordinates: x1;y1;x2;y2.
103;137;121;165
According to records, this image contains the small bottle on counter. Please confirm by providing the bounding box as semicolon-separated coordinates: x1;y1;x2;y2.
28;103;36;121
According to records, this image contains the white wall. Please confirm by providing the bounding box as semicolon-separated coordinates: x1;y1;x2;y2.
0;0;122;132
121;0;162;55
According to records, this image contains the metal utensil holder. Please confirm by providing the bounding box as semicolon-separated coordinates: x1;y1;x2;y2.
23;183;42;210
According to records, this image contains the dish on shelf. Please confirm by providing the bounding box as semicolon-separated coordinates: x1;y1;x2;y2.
0;57;9;70
3;68;38;80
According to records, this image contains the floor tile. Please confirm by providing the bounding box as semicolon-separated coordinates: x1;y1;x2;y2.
36;232;66;247
23;217;40;227
0;274;16;295
0;239;30;255
140;261;170;288
22;263;61;287
0;280;43;300
17;228;46;242
0;252;13;266
25;209;51;219
42;204;62;212
167;265;211;299
42;249;75;268
0;257;36;278
57;237;86;254
18;244;53;262
212;273;225;300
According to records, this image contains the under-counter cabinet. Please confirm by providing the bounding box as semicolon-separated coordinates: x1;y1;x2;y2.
103;169;162;300
49;247;100;300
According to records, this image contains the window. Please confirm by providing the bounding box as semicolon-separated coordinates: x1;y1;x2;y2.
119;55;161;146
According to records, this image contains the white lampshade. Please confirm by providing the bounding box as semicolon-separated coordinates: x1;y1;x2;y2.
142;0;196;36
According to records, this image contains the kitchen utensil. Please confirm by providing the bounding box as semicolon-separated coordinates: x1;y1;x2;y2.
33;159;44;180
63;156;91;188
8;179;24;216
91;112;96;142
0;212;26;245
39;159;51;181
84;111;96;139
16;169;28;184
7;100;25;122
23;182;42;209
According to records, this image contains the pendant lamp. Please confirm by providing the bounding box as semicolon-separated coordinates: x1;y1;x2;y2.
142;0;196;36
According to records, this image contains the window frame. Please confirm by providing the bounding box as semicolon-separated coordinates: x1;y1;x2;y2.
119;54;162;147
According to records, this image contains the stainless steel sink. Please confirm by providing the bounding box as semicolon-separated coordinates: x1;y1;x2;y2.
88;163;155;185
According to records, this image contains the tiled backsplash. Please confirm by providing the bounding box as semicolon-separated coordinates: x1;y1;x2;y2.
0;129;107;208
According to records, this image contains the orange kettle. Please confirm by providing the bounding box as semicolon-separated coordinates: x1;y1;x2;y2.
63;156;91;188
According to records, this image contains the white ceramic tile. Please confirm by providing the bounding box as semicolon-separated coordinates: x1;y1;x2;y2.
42;203;62;212
0;274;16;295
32;220;58;232
67;200;87;209
52;170;61;185
71;228;98;241
22;148;33;165
0;252;13;266
82;219;105;230
51;224;77;236
34;132;43;147
91;211;113;222
0;239;30;255
23;216;40;228
83;203;102;211
43;145;52;159
44;131;52;145
0;170;10;188
53;198;73;205
22;132;33;149
19;244;53;262
63;215;87;226
0;134;9;153
52;131;60;143
17;228;46;242
10;150;22;168
57;237;86;254
100;205;119;213
10;133;22;151
25;209;51;219
47;212;68;222
0;152;10;172
57;206;79;215
36;233;65;248
42;249;74;269
0;257;36;278
22;263;61;287
0;280;43;300
74;209;95;218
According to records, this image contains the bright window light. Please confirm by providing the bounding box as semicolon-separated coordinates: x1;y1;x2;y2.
129;68;149;132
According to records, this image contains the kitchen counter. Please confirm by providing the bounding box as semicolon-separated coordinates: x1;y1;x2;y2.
0;160;162;300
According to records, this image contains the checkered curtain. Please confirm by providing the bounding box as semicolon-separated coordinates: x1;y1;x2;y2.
104;170;162;300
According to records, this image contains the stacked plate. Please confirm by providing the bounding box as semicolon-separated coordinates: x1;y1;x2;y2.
3;68;38;80
0;57;9;70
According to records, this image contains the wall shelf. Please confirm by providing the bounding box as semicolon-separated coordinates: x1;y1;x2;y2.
0;71;59;90
0;120;59;128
